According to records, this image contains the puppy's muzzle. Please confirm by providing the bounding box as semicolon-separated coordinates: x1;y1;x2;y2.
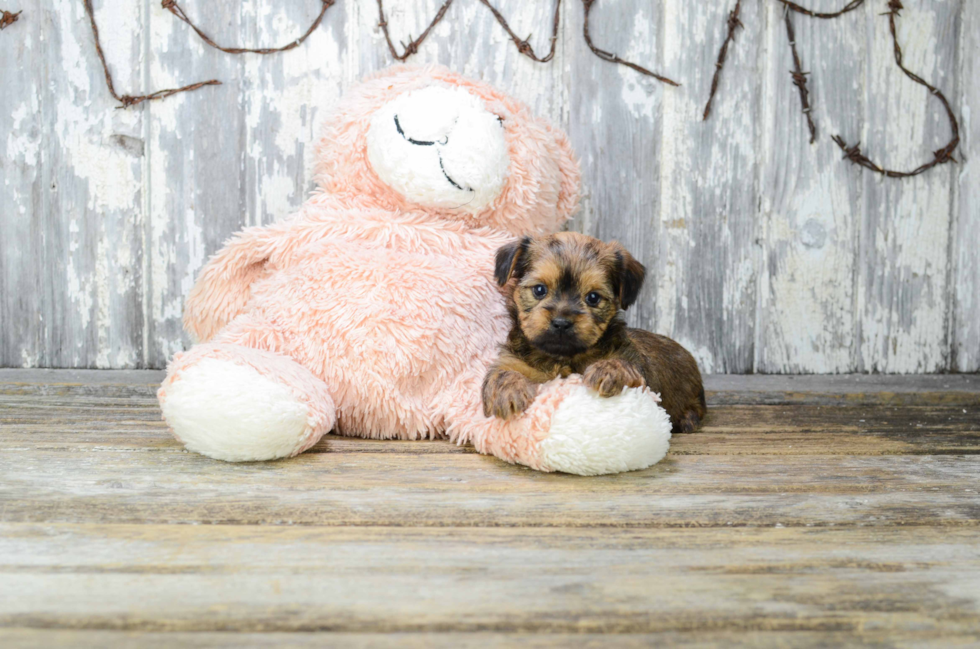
533;320;587;358
550;317;573;334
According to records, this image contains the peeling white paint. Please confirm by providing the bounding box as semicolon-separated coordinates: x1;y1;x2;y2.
55;99;141;212
618;8;659;121
180;207;205;301
857;1;953;373
94;231;111;368
0;0;973;371
6;103;40;169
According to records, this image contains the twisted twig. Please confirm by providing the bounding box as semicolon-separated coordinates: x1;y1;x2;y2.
78;0;957;182
375;0;678;84
778;0;865;19
703;0;743;120
0;8;20;30
784;10;816;143
84;0;219;108
704;1;866;122
377;0;454;60
582;0;679;86
162;0;335;55
377;0;563;64
833;0;959;177
478;0;562;63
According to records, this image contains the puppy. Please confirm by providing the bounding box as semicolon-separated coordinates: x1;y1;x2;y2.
482;232;706;434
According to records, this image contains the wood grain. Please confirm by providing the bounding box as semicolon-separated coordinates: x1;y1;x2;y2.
562;0;664;335
0;4;42;369
3;397;978;455
3;629;979;649
1;0;146;368
856;0;961;372
4;449;980;527
756;4;864;373
4;368;978;399
143;0;247;368
953;2;979;372
1;372;979;645
1;1;976;371
0;524;978;635
655;0;762;373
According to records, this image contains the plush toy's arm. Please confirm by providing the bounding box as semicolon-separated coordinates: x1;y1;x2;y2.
183;223;284;342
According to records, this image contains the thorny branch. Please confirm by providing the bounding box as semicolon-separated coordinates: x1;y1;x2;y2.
582;0;679;86
0;9;20;30
87;0;681;108
705;1;866;125
477;0;562;63
85;0;334;108
83;0;220;108
376;0;675;82
704;0;957;178
780;0;865;19
162;0;335;55
832;0;959;177
703;0;742;120
78;0;956;180
377;0;454;61
784;10;816;144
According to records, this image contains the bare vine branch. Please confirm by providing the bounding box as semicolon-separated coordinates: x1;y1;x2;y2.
779;0;865;19
784;10;816;143
84;0;219;108
162;0;335;55
0;8;21;30
833;0;959;177
582;0;679;86
78;0;957;181
703;0;743;120
377;0;455;61
478;0;562;63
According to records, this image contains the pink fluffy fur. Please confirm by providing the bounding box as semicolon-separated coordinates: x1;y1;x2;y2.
159;65;590;470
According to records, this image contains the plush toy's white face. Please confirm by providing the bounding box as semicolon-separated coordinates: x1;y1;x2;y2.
366;85;510;213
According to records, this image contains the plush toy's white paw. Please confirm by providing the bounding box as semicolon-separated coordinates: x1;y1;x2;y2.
161;358;313;462
538;385;672;476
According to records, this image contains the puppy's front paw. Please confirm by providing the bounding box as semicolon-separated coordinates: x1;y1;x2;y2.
583;359;645;398
483;371;537;420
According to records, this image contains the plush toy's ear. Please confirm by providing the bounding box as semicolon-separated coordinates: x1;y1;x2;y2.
494;237;532;286
612;246;646;310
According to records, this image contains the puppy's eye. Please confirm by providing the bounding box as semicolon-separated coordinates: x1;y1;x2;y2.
531;284;548;299
585;292;602;307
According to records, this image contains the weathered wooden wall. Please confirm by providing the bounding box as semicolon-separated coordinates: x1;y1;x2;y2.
0;0;975;373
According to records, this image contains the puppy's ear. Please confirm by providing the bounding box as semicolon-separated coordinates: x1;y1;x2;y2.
613;246;646;310
494;237;531;286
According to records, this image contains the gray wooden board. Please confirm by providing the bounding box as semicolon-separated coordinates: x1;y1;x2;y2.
856;0;962;373
953;3;979;373
1;630;979;648
0;0;977;372
3;368;980;405
756;3;865;373
563;0;664;338
656;0;763;373
1;0;146;369
1;525;979;636
1;373;980;644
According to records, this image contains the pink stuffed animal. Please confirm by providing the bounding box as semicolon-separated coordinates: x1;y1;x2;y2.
158;65;672;475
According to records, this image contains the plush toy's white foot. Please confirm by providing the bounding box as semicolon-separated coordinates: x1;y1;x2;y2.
161;358;315;462
538;385;672;476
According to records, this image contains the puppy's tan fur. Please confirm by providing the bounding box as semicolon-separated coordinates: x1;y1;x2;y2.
483;232;706;434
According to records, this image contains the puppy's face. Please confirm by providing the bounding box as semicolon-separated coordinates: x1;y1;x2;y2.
494;232;645;358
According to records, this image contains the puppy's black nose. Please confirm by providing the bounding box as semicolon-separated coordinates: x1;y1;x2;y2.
550;317;573;334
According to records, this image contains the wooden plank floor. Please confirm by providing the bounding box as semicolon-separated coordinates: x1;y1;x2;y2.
1;371;979;648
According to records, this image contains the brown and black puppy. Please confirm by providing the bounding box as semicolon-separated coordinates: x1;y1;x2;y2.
482;232;706;434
